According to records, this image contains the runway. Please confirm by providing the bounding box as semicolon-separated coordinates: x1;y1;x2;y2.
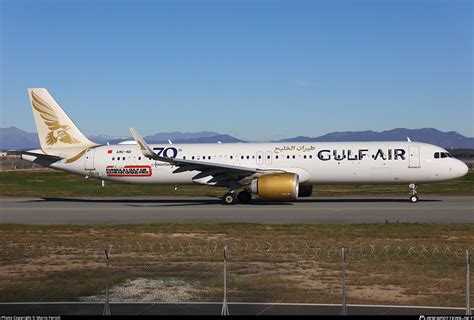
0;302;469;315
0;196;472;224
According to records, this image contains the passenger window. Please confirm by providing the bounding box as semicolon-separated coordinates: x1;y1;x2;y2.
122;157;125;160
247;156;250;159
230;156;233;159
183;156;186;160
258;155;262;159
138;157;141;160
303;155;307;159
292;155;295;159
208;156;211;160
287;155;290;159
309;155;313;159
267;155;270;159
441;153;447;158
241;156;244;159
434;152;439;159
275;155;279;159
192;156;195;160
112;157;115;160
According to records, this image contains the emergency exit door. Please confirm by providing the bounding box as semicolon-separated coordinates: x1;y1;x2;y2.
256;151;263;165
265;151;272;165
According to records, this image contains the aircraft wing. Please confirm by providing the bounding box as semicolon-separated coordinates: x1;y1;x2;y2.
129;128;281;187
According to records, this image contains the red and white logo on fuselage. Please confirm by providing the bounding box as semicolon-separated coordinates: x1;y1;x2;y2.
106;165;152;177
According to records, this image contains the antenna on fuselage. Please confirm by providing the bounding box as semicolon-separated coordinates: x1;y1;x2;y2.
407;137;411;142
168;139;173;145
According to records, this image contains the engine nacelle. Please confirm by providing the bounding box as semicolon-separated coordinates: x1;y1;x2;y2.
298;184;313;197
249;173;299;200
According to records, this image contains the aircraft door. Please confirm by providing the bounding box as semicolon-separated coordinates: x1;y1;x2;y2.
84;149;96;170
265;151;272;165
408;146;421;168
257;151;263;165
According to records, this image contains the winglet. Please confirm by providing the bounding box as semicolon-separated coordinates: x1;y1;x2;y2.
129;128;159;160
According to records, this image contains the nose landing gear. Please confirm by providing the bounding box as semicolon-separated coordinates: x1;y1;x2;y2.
409;183;418;203
222;190;252;205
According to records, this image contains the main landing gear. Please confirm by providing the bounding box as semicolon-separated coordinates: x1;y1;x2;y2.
237;190;252;204
409;183;418;203
223;190;252;205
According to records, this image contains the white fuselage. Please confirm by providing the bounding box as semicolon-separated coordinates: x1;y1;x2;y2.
29;141;468;186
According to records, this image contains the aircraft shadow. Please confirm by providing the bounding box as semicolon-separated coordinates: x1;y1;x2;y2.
36;197;220;205
296;198;442;203
34;197;294;207
33;197;441;206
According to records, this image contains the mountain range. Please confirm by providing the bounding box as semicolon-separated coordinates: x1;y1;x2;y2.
278;128;474;148
0;126;472;150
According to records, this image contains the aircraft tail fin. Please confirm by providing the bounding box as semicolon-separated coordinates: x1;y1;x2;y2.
28;88;96;152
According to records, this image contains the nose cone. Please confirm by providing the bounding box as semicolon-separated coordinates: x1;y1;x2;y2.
456;160;469;178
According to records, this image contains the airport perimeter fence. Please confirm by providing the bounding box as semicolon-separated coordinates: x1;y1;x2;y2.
0;156;44;171
1;241;472;315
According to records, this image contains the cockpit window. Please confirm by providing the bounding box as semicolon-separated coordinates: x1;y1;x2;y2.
435;152;454;159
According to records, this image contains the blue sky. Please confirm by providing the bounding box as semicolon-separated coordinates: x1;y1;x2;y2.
1;0;472;141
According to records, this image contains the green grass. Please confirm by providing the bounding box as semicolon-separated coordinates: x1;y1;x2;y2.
0;170;226;197
0;169;472;197
1;223;473;306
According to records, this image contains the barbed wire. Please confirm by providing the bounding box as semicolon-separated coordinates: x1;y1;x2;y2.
4;239;472;260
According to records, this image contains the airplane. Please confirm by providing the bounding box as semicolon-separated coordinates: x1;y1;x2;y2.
17;88;468;205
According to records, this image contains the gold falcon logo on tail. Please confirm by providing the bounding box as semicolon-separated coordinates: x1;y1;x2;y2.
31;91;81;145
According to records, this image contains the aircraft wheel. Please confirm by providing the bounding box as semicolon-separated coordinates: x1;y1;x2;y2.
237;190;252;204
409;195;419;203
223;192;237;205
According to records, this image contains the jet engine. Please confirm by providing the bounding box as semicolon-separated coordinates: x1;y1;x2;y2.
298;184;313;197
249;173;299;200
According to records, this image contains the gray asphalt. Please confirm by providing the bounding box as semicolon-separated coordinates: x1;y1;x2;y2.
0;302;469;315
0;196;472;224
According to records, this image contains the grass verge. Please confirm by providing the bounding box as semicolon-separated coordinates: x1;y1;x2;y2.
0;169;472;197
1;223;472;307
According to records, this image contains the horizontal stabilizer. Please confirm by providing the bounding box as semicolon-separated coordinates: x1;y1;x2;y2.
7;150;64;162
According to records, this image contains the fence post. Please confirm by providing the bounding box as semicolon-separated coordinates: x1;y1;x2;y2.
103;246;112;316
467;249;472;316
221;246;230;316
341;247;348;316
